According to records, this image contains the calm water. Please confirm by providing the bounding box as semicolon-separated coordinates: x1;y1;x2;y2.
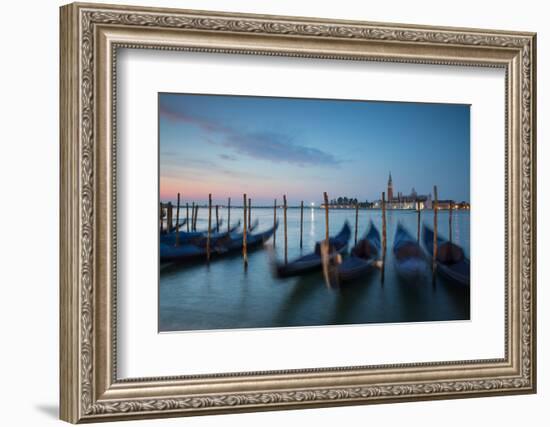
159;207;470;332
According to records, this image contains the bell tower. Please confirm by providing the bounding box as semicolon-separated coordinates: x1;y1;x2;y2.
387;172;394;201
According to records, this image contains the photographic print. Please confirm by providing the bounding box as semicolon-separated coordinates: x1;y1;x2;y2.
159;93;471;332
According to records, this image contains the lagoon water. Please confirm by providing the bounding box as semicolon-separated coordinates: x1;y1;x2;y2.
159;207;470;332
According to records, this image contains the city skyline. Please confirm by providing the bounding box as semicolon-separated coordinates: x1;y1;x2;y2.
159;93;470;205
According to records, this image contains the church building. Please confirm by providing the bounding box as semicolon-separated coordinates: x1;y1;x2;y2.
384;172;432;210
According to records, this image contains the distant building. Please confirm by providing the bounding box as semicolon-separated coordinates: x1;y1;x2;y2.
322;197;369;209
435;200;470;210
320;172;469;210
376;172;469;210
382;172;432;210
387;172;394;201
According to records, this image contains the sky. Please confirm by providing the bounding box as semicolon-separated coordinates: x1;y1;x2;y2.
159;93;470;206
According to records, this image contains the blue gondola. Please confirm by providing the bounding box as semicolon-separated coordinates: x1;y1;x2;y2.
335;221;381;283
160;221;276;263
275;222;351;278
392;222;428;280
422;225;470;286
160;220;243;245
160;218;188;235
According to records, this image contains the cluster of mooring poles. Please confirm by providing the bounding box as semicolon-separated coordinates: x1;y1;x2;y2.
160;185;454;275
160;193;261;268
160;196;225;236
310;186;452;287
159;193;236;264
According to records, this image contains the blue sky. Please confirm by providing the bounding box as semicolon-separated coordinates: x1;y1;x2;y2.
159;93;470;205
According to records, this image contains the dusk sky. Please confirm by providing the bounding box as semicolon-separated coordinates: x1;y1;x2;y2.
159;93;470;205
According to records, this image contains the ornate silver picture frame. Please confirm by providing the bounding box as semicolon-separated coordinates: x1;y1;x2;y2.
60;2;536;423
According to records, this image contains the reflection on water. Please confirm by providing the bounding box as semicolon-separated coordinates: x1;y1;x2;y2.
159;208;470;332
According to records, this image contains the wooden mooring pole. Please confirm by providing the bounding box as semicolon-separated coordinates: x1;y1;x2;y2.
416;199;421;243
159;202;163;233
186;202;189;232
354;202;359;245
248;198;252;231
381;192;387;255
273;198;277;248
300;200;304;249
194;204;199;231
381;192;387;285
175;193;181;246
191;202;195;231
323;192;329;243
283;195;288;264
216;204;219;232
243;194;248;268
433;185;439;276
207;194;212;262
449;200;453;244
166;202;173;234
321;192;333;288
227;197;231;233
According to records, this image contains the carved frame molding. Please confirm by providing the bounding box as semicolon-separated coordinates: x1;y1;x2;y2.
60;2;536;423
